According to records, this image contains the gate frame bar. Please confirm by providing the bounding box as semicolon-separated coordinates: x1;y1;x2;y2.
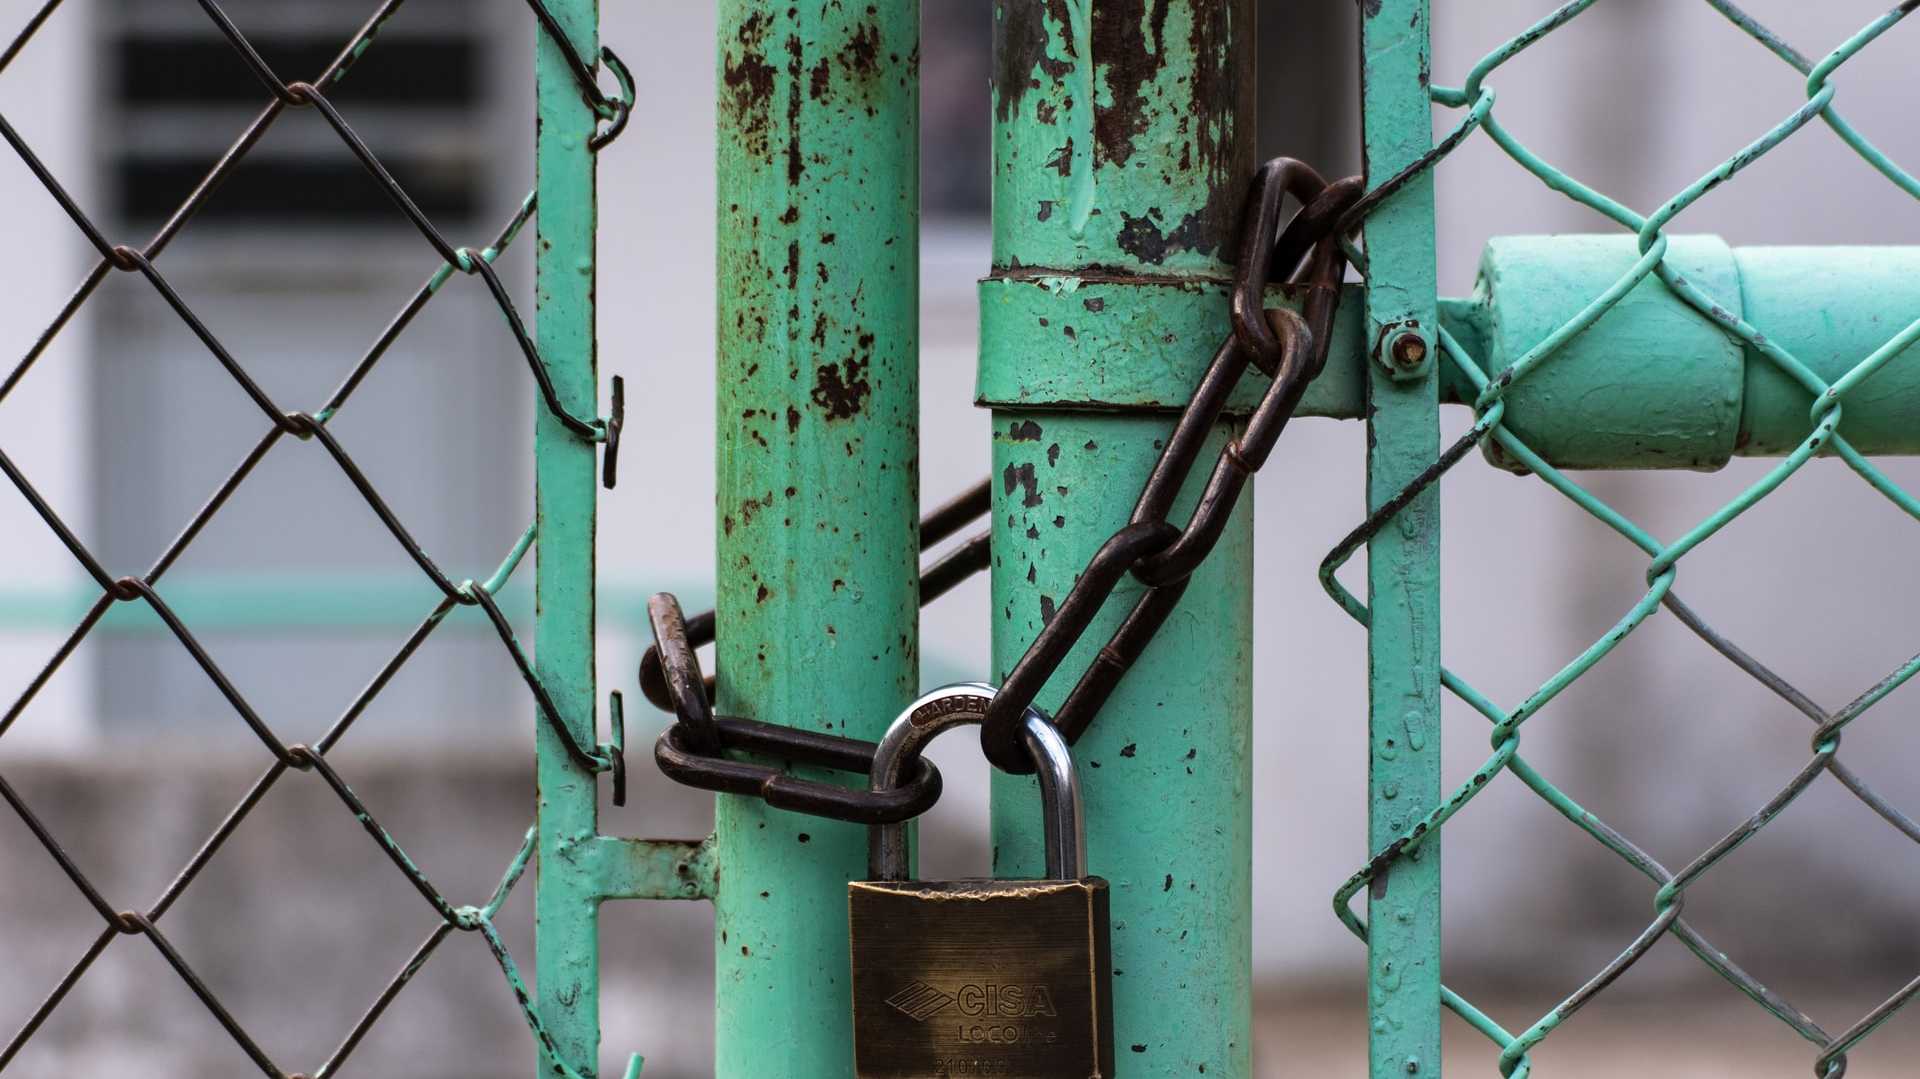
1358;2;1446;1075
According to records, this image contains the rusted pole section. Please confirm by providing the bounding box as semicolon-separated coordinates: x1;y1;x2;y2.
710;2;919;1075
979;3;1258;1074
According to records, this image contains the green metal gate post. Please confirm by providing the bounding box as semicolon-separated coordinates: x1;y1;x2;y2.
1359;1;1444;1075
980;3;1256;1073
712;2;920;1075
534;2;604;1075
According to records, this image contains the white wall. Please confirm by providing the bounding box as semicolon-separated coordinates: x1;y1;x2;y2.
0;0;97;749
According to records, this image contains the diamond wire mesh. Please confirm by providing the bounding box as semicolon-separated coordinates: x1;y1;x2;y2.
0;2;630;1076
1329;3;1920;1076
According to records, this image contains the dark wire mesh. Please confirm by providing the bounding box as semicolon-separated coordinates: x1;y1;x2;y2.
0;2;629;1075
1331;3;1920;1076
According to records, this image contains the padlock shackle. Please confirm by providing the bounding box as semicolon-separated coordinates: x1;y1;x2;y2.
867;682;1083;882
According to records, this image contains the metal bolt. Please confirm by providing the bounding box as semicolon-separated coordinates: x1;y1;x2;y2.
1390;332;1429;370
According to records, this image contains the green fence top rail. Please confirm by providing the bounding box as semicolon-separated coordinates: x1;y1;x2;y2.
980;237;1920;471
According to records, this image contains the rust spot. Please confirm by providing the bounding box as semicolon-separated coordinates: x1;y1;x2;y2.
993;0;1073;122
721;13;777;157
1009;419;1044;441
841;19;881;78
1039;595;1057;623
1119;743;1136;758
785;33;804;186
810;342;872;420
1046;443;1061;466
786;406;801;434
756;583;770;604
1119;1;1251;265
1090;0;1171;169
1116;209;1215;266
1002;462;1043;507
1044;138;1074;177
739;493;769;526
1082;297;1105;312
809;57;831;101
1036;199;1054;222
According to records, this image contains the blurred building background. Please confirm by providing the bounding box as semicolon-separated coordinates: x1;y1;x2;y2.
3;1;1920;1075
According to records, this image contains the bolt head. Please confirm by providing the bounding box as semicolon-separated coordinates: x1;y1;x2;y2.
1390;332;1429;369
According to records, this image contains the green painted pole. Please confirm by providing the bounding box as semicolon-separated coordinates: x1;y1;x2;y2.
532;1;602;1076
981;3;1255;1074
711;2;919;1075
1358;2;1444;1076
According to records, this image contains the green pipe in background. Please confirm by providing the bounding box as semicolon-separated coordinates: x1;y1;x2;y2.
981;3;1257;1074
711;1;920;1075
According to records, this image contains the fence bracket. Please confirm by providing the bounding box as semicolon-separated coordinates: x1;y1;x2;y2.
589;835;716;902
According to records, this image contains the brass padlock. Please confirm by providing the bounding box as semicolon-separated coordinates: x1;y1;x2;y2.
849;683;1114;1078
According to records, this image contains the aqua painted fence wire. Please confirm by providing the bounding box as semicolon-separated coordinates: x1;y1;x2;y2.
1342;3;1920;1076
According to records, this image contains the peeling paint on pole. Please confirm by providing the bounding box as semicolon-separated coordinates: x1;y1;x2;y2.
711;1;919;1075
990;0;1254;275
983;3;1255;1074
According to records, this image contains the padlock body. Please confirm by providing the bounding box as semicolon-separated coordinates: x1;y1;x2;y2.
849;877;1114;1078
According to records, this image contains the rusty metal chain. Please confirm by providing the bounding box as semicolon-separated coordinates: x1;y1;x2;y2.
639;482;990;824
980;161;1359;773
640;157;1358;799
0;2;632;1076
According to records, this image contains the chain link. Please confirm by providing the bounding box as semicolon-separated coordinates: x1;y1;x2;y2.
980;160;1357;772
1326;3;1920;1075
0;2;632;1074
641;158;1355;796
639;483;989;824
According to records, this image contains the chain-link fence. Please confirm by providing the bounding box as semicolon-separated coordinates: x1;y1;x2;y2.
12;1;1920;1075
1333;3;1920;1075
0;2;628;1075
